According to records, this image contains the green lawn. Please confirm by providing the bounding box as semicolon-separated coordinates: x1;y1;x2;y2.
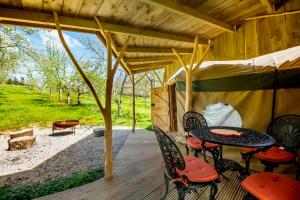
0;168;103;200
0;84;151;131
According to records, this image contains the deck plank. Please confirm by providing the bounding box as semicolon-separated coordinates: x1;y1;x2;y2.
37;130;250;200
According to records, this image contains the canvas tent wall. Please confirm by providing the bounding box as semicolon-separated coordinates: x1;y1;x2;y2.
175;58;300;134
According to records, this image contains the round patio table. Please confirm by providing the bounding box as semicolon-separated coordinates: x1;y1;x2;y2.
190;126;276;179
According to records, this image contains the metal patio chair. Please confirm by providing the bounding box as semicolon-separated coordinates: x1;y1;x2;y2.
154;126;219;200
183;111;222;161
244;114;300;179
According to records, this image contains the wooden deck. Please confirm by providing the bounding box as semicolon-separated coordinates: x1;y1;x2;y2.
38;129;250;200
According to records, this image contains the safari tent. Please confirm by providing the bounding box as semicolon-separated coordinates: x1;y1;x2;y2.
174;47;300;133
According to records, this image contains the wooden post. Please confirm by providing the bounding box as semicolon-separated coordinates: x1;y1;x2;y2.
132;74;136;132
53;12;130;180
172;37;212;112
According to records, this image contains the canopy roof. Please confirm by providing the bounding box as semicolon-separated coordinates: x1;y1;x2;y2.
175;45;300;81
0;0;285;74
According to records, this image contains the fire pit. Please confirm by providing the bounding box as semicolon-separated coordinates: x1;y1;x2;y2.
52;120;79;135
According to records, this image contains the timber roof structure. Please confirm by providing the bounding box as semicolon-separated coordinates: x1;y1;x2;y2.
0;0;288;74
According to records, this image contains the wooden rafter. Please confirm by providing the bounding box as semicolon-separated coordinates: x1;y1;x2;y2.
118;47;193;54
129;61;173;70
140;0;234;32
125;56;177;63
260;0;274;14
131;66;165;74
0;7;206;44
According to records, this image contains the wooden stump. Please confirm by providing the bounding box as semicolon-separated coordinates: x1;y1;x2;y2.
10;128;33;139
8;136;36;151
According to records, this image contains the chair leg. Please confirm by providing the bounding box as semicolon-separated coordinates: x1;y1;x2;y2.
161;172;169;200
176;186;186;200
185;144;189;155
202;148;207;162
209;182;218;200
296;163;300;180
263;163;277;172
219;145;223;160
243;192;257;200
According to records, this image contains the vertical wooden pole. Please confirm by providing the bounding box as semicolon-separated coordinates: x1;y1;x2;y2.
132;74;136;132
54;12;130;180
103;31;113;180
185;69;193;112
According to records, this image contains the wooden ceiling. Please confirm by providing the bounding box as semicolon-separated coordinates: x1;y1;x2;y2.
0;0;282;74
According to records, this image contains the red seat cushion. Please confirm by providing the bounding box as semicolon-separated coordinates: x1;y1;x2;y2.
186;137;219;150
176;155;218;182
242;172;300;200
242;147;257;152
254;146;296;163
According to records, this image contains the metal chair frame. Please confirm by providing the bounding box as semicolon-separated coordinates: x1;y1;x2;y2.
260;114;300;179
182;111;223;161
154;126;218;200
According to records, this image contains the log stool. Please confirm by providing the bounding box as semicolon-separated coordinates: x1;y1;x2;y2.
8;128;36;151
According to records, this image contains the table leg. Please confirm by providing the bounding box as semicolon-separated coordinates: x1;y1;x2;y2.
241;146;271;176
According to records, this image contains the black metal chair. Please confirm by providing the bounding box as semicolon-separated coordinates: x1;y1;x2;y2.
244;114;300;179
154;126;219;200
182;111;222;161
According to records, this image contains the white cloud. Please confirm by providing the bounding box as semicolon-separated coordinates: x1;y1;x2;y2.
38;30;83;49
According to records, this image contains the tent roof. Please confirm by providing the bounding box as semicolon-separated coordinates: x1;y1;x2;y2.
0;0;282;74
175;45;300;81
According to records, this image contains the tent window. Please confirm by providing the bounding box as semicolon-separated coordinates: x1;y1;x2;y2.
203;103;242;127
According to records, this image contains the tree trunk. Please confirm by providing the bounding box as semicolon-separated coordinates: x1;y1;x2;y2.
67;94;71;104
59;88;62;102
117;75;127;116
132;75;136;133
77;89;81;105
49;88;52;100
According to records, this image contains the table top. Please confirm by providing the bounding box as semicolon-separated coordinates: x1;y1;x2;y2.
190;126;276;148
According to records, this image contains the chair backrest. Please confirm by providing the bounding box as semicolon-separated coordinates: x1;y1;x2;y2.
182;111;208;134
153;126;185;179
267;114;300;152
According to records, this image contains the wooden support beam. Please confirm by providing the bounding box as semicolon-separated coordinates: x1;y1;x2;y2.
260;0;274;14
131;74;136;133
152;70;164;86
95;32;131;75
135;73;147;85
125;56;177;63
129;61;173;70
118;47;193;54
140;0;234;32
131;66;165;74
245;9;300;20
0;7;206;45
172;48;188;72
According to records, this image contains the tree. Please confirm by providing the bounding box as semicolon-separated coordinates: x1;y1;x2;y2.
0;25;34;83
113;69;127;116
28;41;69;102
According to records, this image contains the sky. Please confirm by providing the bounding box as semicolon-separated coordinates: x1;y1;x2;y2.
14;28;107;79
29;29;100;59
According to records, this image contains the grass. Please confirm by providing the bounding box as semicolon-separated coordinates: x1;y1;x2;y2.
0;84;151;199
0;84;152;131
0;168;104;200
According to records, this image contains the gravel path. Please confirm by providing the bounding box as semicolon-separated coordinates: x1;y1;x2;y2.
0;126;130;188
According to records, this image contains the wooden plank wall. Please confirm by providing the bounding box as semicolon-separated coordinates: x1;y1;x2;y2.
165;0;300;81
